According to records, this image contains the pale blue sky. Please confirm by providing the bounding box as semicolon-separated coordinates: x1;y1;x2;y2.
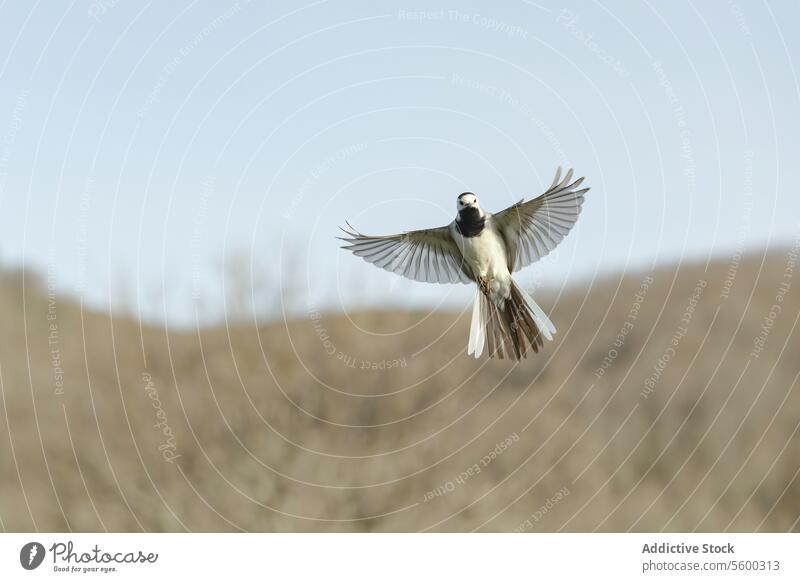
0;1;797;324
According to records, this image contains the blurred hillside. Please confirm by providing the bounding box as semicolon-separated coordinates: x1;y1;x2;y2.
0;248;798;532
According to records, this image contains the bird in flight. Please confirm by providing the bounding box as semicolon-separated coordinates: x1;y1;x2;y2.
339;168;589;360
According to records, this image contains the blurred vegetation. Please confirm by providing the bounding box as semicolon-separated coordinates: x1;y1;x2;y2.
0;249;798;532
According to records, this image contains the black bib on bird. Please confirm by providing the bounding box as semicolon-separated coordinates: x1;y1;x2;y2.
456;207;485;237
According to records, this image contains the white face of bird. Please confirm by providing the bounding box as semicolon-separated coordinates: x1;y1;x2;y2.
457;192;479;213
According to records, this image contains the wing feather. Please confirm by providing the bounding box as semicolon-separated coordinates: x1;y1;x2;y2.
339;223;473;284
492;167;589;271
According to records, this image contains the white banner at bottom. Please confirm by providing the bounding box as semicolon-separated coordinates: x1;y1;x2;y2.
1;533;797;581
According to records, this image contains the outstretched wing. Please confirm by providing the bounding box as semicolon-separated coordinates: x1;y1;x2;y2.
338;222;473;284
492;167;589;272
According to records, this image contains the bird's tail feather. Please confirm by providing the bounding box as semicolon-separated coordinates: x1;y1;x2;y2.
467;280;555;360
468;291;485;358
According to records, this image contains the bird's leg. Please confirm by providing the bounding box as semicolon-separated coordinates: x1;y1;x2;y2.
477;277;490;296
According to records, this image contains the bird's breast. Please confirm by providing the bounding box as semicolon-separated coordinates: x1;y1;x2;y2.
454;222;509;281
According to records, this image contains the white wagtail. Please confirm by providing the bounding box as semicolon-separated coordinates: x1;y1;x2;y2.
339;167;589;360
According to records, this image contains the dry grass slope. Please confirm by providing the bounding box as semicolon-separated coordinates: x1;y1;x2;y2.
0;250;798;532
